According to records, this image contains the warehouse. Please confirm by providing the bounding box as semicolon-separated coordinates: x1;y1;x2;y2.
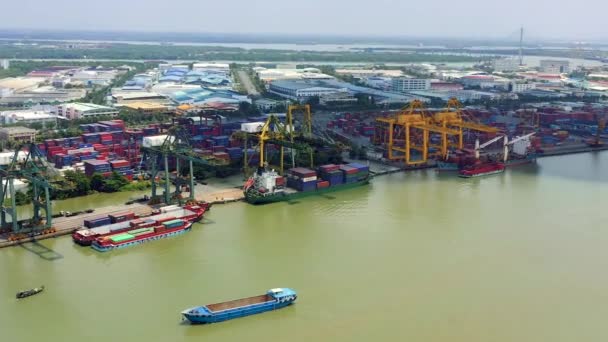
0;127;37;143
268;80;347;101
56;103;119;120
0;109;59;126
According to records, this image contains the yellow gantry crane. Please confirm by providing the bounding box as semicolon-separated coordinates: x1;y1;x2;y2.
376;100;460;165
287;104;313;137
375;98;500;165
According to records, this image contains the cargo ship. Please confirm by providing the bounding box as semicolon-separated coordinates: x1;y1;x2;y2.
437;154;536;171
91;218;192;252
72;204;207;246
458;162;505;178
244;163;371;205
181;288;297;324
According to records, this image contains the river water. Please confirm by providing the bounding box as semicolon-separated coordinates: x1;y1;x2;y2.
2;152;608;341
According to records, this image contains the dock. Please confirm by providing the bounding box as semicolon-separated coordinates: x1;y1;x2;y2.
197;188;244;204
0;203;153;249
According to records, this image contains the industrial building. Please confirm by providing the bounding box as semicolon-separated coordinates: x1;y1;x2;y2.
509;81;536;93
430;82;464;91
256;67;334;82
0;77;46;95
268;80;348;101
0;87;86;105
119;102;169;114
318;92;357;106
364;77;392;90
540;60;570;74
492;58;519;72
70;68;121;87
111;91;168;105
391;78;431;92
409;90;504;102
192;63;230;72
254;98;284;113
56;103;119;120
170;88;250;106
0;126;37;143
335;69;404;78
0;109;59;126
459;75;497;88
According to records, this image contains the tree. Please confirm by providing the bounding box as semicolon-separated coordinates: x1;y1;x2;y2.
101;171;128;192
64;170;91;196
90;173;105;192
29;122;43;130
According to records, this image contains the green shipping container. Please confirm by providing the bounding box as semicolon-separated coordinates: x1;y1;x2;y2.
162;219;183;227
110;234;134;242
128;227;154;235
130;228;154;236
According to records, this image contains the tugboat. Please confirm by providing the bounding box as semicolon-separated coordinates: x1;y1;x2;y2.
16;286;44;299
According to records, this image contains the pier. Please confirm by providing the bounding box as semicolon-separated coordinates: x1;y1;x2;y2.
0;203;153;248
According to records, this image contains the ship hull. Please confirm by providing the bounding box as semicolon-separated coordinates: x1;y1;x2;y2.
458;169;505;178
245;178;370;205
91;224;192;252
183;299;295;324
73;207;205;246
438;155;536;171
436;161;459;171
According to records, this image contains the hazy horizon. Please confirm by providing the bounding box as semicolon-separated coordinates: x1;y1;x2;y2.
1;0;607;41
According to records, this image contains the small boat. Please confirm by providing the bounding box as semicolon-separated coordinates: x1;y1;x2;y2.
181;288;297;324
16;286;44;299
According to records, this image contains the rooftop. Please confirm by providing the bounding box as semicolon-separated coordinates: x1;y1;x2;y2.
121;102;168;110
0;77;45;90
61;103;115;111
0;126;37;134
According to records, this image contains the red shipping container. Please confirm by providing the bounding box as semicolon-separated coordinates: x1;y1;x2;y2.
213;152;230;160
317;181;330;189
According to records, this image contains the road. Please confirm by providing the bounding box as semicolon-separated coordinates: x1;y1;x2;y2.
236;70;260;96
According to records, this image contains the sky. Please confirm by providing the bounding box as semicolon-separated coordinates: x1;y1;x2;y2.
1;0;606;41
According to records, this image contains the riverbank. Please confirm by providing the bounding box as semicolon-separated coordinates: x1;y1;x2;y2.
4;151;608;342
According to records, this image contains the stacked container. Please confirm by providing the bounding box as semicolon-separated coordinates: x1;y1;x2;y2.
213;152;230;162
84;160;111;176
163;219;184;229
318;164;343;186
84;216;112;228
225;147;243;160
211;135;230;147
109;211;135;223
340;163;369;183
287;167;317;192
54;154;74;169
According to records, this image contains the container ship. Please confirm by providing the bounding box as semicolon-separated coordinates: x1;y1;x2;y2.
437;153;536;171
72;204;208;246
91;218;192;252
244;163;371;205
181;288;297;324
458;162;505;178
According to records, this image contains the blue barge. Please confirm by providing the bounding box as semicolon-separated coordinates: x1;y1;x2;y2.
181;288;297;324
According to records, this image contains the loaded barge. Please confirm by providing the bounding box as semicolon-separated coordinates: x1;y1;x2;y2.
244;163;371;205
91;218;192;252
72;204;208;246
182;288;297;324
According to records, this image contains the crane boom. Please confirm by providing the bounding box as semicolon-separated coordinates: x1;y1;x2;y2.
507;132;536;145
477;135;506;150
